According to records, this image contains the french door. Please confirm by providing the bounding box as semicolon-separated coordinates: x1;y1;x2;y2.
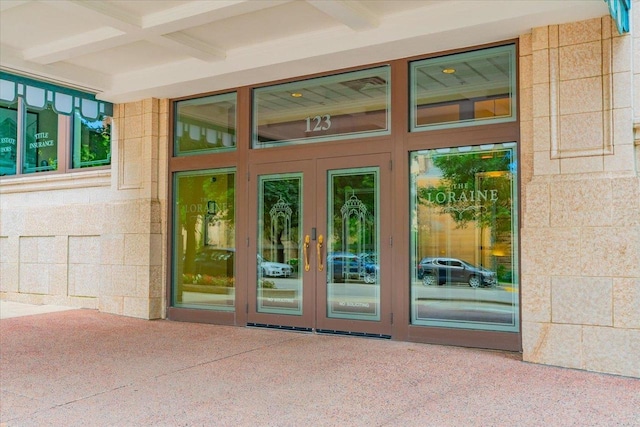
247;153;392;336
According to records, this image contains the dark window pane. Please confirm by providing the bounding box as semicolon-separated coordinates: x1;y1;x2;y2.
253;67;390;148
0;102;18;176
73;112;111;168
24;105;58;174
410;45;516;131
172;169;236;311
174;93;237;156
410;144;519;332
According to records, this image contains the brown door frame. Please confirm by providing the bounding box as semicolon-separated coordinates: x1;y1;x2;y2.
246;153;392;337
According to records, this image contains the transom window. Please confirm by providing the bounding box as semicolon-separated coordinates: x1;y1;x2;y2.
0;73;113;177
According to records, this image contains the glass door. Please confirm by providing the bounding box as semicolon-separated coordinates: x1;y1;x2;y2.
248;154;391;336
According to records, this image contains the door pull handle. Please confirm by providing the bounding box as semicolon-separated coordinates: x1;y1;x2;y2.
317;235;324;272
303;235;311;272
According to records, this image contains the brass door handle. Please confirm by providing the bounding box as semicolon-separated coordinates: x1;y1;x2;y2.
304;235;311;272
317;235;324;272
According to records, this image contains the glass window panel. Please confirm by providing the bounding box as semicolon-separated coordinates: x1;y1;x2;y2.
73;112;111;168
0;102;18;176
257;174;303;315
174;93;237;156
253;66;390;148
172;169;236;311
410;144;519;332
23;105;58;174
410;45;516;131
326;168;380;321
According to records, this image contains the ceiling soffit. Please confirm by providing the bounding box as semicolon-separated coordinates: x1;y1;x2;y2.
0;0;609;103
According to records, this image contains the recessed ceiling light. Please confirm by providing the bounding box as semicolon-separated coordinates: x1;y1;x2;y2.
442;68;456;74
291;92;303;98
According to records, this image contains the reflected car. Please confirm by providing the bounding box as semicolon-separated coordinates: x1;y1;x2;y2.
258;255;293;277
417;257;497;288
358;253;378;284
327;252;361;282
194;247;235;277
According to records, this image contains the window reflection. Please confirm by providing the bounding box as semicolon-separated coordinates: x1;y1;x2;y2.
24;105;58;174
410;144;518;332
174;93;237;156
410;45;516;130
253;67;390;147
173;169;236;310
0;102;18;176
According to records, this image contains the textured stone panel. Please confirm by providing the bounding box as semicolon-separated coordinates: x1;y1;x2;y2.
521;274;551;322
532;84;550;118
0;263;19;292
581;227;640;277
68;236;101;265
558;77;603;115
613;72;632;109
522;321;583;369
124;234;150;266
69;263;99;297
531;26;548;51
120;137;143;189
111;265;138;297
124;101;143;117
521;227;581;276
0;236;18;262
612;36;632;73
613;278;640;328
559;18;602;46
532;151;560;176
551;276;613;326
559;42;602;80
524;182;550;227
559;155;604;174
101;234;125;265
558;112;604;152
19;263;49;294
549;179;612;227
605;144;636;172
611;178;640;226
123;297;151;319
99;296;124;315
583;327;639;377
532;50;549;84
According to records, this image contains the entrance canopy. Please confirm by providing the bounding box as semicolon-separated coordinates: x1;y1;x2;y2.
0;1;611;103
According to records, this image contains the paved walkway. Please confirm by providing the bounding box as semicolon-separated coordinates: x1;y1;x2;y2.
0;304;638;426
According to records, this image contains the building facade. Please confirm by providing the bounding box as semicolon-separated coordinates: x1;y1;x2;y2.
0;1;637;378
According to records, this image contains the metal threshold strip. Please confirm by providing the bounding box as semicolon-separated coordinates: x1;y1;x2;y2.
247;323;391;339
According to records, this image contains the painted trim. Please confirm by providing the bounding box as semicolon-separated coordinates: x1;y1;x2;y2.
605;0;630;34
0;72;113;120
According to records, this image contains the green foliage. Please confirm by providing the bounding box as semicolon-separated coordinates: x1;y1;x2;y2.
193;274;235;287
79;116;111;166
417;149;514;231
259;280;276;289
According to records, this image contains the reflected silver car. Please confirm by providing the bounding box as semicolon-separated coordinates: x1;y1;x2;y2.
417;257;497;288
258;255;293;277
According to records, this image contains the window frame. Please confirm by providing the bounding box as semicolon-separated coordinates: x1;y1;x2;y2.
0;74;113;178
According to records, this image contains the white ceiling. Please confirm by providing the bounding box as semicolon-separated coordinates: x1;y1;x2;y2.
0;0;609;104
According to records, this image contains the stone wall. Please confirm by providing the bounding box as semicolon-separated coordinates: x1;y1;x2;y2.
0;99;169;320
520;15;639;378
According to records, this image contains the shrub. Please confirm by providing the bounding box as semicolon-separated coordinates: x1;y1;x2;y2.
259;280;276;289
195;275;235;287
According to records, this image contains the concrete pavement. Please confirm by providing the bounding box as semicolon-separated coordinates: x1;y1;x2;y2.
0;304;638;426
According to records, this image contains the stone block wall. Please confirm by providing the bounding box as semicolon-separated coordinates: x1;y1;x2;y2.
0;99;169;320
520;15;639;378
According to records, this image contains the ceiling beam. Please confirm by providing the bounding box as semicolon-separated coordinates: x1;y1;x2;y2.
306;0;378;31
155;33;226;62
0;0;29;13
26;0;292;65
